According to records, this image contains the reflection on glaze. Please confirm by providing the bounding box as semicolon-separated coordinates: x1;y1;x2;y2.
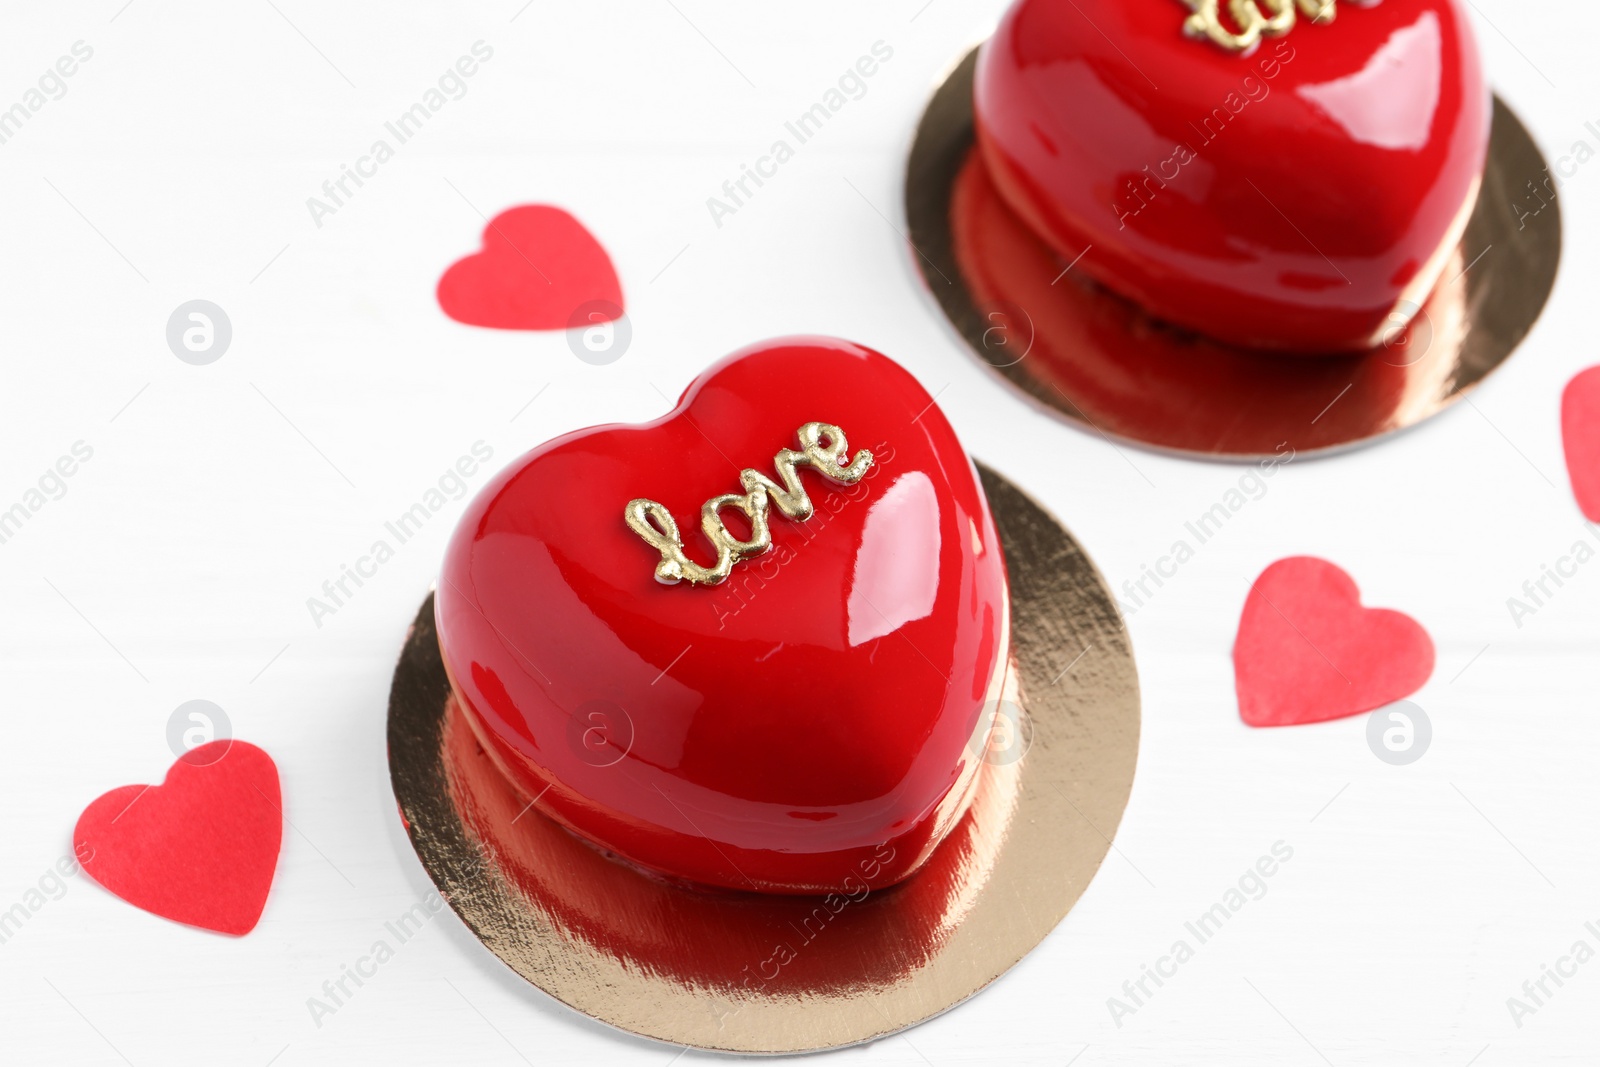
1299;14;1443;152
848;471;942;646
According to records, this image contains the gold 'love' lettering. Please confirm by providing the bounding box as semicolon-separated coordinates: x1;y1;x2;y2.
624;422;874;587
1178;0;1339;54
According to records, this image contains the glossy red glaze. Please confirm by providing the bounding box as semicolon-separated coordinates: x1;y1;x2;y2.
974;0;1488;353
949;144;1445;452
436;338;1009;895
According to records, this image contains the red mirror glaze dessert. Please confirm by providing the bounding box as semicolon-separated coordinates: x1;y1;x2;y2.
436;338;1010;894
974;0;1489;353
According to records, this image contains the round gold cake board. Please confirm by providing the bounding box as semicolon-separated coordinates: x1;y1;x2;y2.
906;47;1562;460
387;464;1140;1055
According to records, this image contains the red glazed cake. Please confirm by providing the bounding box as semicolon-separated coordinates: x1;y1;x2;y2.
435;338;1010;894
973;0;1489;352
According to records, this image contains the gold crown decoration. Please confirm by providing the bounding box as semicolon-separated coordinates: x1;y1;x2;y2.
625;422;874;587
1178;0;1339;53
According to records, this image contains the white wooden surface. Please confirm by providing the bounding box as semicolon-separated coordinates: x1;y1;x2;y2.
0;2;1595;1063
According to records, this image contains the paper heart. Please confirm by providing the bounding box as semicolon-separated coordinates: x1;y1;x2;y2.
974;0;1488;352
1234;556;1434;727
1563;366;1600;521
436;204;622;331
74;741;282;935
436;337;1010;894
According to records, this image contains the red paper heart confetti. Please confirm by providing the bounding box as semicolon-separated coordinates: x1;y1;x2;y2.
74;741;282;935
1234;557;1434;727
1562;366;1600;521
436;204;623;331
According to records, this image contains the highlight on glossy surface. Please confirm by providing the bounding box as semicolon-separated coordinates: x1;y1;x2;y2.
973;0;1489;352
905;47;1560;459
388;466;1141;1054
434;338;1010;894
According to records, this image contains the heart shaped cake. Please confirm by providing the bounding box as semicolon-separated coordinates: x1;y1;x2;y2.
436;338;1010;894
973;0;1488;352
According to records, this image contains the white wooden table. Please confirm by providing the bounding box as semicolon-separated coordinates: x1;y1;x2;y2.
1;2;1594;1063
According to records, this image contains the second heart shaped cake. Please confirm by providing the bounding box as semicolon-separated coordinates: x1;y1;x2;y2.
436;338;1010;894
973;0;1489;353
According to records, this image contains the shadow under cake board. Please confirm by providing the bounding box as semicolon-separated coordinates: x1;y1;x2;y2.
387;463;1140;1055
905;47;1562;461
